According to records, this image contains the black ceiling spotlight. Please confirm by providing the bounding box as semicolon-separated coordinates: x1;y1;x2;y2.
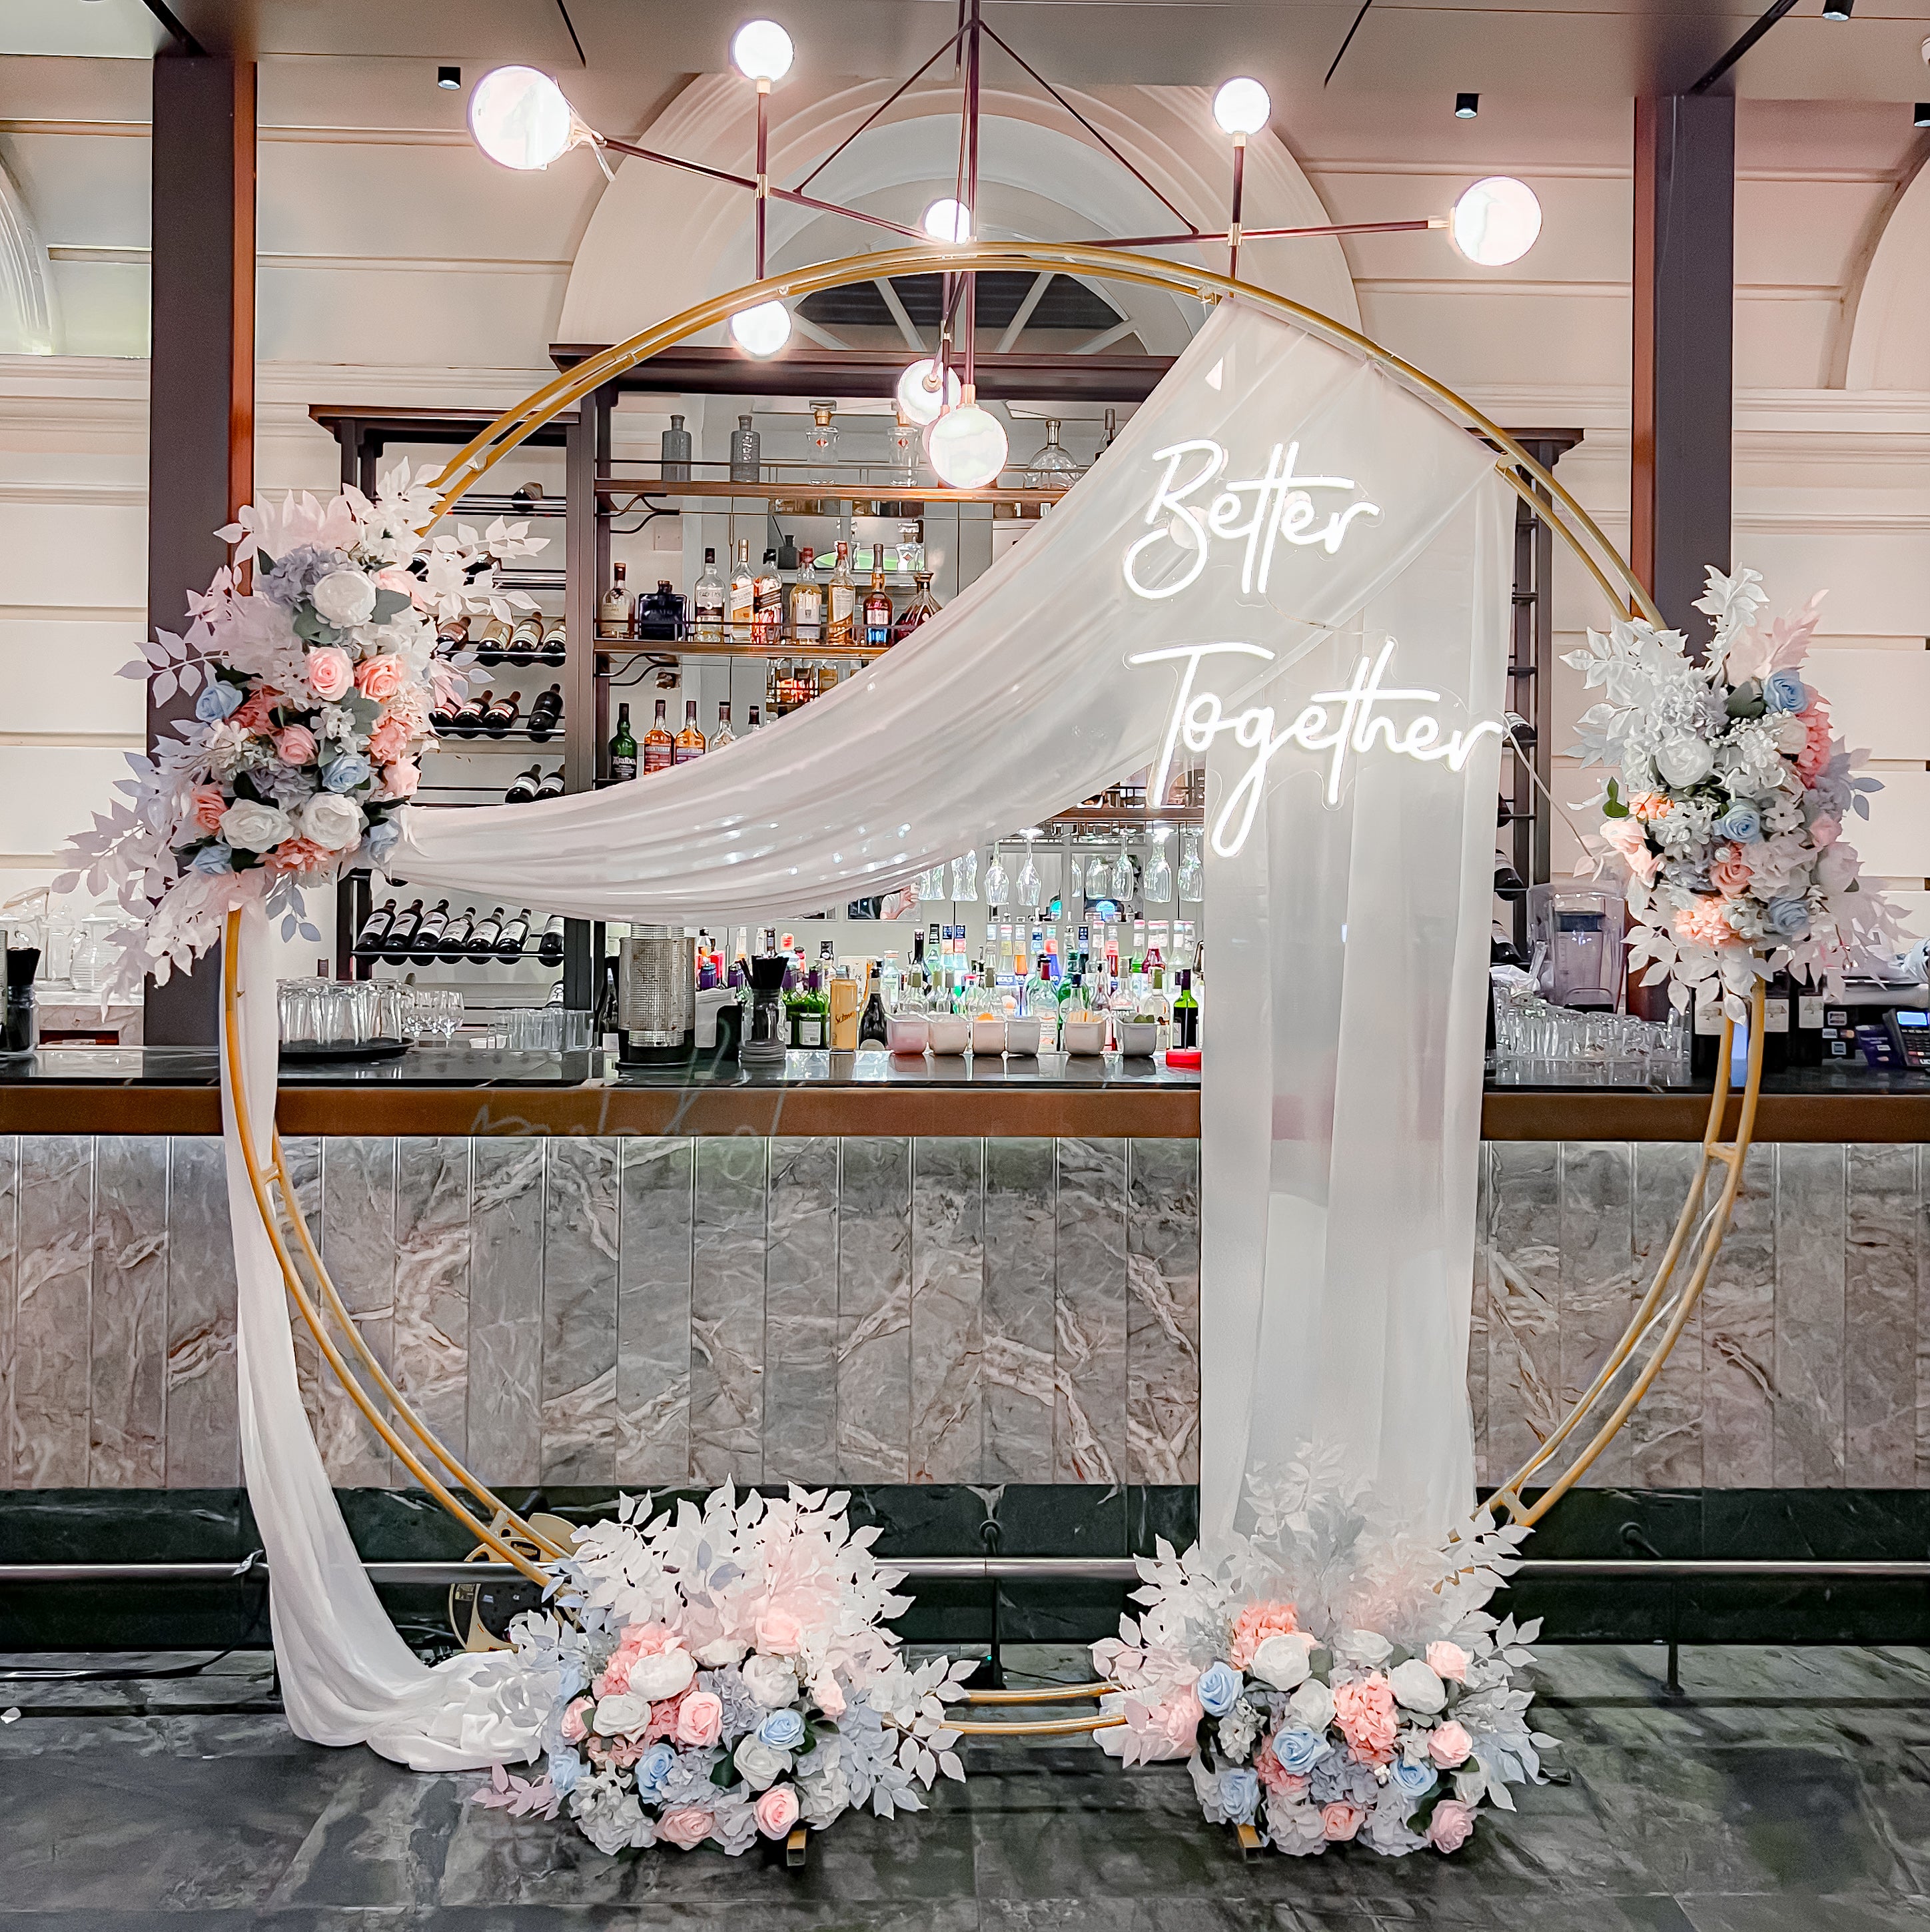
1821;0;1851;18
1917;103;1930;127
1454;91;1479;118
438;65;462;89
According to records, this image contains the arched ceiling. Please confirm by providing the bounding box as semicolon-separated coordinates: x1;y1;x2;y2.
1843;151;1930;392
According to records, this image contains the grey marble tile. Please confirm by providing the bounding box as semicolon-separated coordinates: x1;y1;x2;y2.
1559;1143;1637;1488
1484;1141;1562;1486
1470;1142;1491;1485
393;1139;472;1469
89;1135;169;1486
467;1139;545;1484
540;1138;619;1483
165;1136;239;1488
1843;1143;1918;1487
617;1137;692;1486
838;1137;912;1482
1701;1143;1777;1488
11;1135;91;1486
1919;1172;1930;1490
0;1139;13;1488
983;1138;1056;1482
1773;1143;1845;1486
1630;1141;1706;1489
765;1136;839;1482
318;1137;398;1486
911;1137;985;1482
1054;1137;1127;1484
690;1135;766;1482
1126;1139;1199;1485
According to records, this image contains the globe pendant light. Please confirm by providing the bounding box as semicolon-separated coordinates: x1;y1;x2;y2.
1450;177;1542;266
921;197;972;243
468;66;580;171
1211;77;1270;137
895;356;961;427
730;19;795;83
925;386;1008;491
729;298;793;358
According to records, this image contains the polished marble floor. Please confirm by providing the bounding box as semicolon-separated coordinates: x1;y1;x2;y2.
0;1644;1925;1929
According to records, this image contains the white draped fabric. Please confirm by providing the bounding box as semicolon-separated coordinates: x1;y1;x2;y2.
223;297;1509;1767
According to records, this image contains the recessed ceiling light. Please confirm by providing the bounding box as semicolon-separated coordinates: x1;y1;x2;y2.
1917;103;1930;128
1455;92;1479;119
438;65;461;89
1821;0;1852;19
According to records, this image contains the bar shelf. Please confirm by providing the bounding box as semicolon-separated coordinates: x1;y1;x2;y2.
598;473;1069;508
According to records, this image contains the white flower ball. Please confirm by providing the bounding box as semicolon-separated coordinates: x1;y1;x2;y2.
1336;1628;1393;1668
312;569;376;628
1288;1678;1334;1731
297;790;364;851
593;1690;650;1736
740;1654;799;1709
626;1648;696;1702
1250;1632;1314;1690
1388;1657;1447;1713
217;800;294;852
1656;734;1715;787
695;1638;747;1668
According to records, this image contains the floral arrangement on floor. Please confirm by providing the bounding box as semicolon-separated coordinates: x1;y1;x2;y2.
1568;565;1897;1019
1091;1450;1554;1858
476;1484;975;1856
53;466;542;996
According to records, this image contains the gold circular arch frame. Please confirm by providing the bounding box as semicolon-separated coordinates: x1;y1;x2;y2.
224;248;1765;1702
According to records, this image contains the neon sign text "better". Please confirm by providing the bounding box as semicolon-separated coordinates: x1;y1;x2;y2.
1121;439;1382;601
1131;642;1506;857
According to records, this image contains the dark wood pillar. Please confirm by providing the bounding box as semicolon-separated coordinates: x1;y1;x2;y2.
144;53;256;1044
1632;94;1732;660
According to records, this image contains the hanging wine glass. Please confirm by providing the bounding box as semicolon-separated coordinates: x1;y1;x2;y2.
1065;845;1085;904
923;861;949;901
1109;843;1135;902
1177;827;1204;902
952;851;978;902
1015;827;1043;910
1143;825;1173;903
984;846;1011;907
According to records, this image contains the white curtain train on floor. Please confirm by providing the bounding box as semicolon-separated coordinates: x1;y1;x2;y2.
223;296;1510;1767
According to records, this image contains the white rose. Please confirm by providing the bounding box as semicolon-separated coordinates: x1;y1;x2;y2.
592;1690;650;1736
1816;845;1857;894
217;800;294;852
694;1638;747;1668
1250;1632;1314;1691
298;790;364;851
739;1655;799;1709
1288;1679;1334;1731
312;568;376;628
1336;1628;1392;1668
627;1648;696;1702
1388;1658;1446;1714
1656;734;1715;787
1774;716;1808;753
733;1734;788;1791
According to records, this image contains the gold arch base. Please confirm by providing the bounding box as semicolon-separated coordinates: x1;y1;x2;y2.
224;249;1763;1706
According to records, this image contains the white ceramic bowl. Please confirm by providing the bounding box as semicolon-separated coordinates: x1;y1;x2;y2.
886;1013;929;1055
1004;1017;1042;1057
926;1015;969;1056
1061;1017;1109;1056
1116;1020;1159;1058
971;1013;1009;1056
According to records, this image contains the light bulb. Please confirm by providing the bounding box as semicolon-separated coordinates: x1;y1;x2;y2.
925;399;1008;491
922;197;972;244
1212;77;1270;138
895;356;961;427
729;299;793;357
731;19;794;83
468;65;576;171
1451;176;1542;266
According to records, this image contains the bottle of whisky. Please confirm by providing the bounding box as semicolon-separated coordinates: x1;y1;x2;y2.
826;540;856;646
599;560;631;638
609;702;640;782
863;566;893;646
674;699;706;764
642;698;674;774
727;538;755;642
694;548;724;643
753;548;783;645
712;701;736;749
788;546;823;644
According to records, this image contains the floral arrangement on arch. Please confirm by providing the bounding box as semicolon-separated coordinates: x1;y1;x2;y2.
1568;565;1897;1020
476;1484;975;1857
1092;1450;1554;1859
54;465;542;995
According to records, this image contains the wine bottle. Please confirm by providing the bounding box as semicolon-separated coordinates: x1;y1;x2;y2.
439;909;474;965
429;696;456;732
468;907;504;958
450;695;485;738
356;898;396;954
1173;969;1199;1049
535;767;564;802
506;616;541;666
412;898;451;963
540;616;566;664
505;765;542;806
496;908;531;961
527;684;563;741
537;913;566;967
384;899;423;965
483;690;521;737
610;702;640;782
859;980;889;1045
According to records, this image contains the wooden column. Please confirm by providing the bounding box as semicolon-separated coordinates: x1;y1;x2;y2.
1632;93;1733;660
143;52;256;1043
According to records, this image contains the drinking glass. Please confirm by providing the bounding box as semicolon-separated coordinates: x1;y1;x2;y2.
278;979;322;1048
983;849;1011;907
1065;849;1085;903
1177;828;1204;902
1015;829;1043;911
951;851;977;902
1143;827;1173;903
1108;846;1135;902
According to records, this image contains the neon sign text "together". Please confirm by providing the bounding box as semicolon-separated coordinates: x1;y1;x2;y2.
1131;641;1506;856
1121;439;1382;601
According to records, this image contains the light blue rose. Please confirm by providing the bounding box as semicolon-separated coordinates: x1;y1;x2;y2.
1763;670;1808;714
1714;805;1761;844
322;752;372;793
195;680;246;723
190;842;234;875
1273;1725;1328;1777
1390;1756;1437;1797
757;1708;806;1751
1195;1661;1242;1717
1767;895;1810;939
546;1745;583;1795
1218;1765;1261;1823
634;1741;675;1795
364;817;401;860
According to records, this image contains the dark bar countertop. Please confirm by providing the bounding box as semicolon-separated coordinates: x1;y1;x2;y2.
4;1047;1928;1141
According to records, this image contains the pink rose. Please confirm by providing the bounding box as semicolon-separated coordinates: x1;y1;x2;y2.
1254;1733;1302;1796
275;725;317;766
1320;1801;1364;1842
354;654;406;702
756;1610;805;1656
1428;1797;1477;1853
559;1696;590;1742
1711;855;1753;897
1428;1719;1474;1768
1424;1642;1468;1685
231;685;280;731
810;1674;845;1719
1227;1598;1300;1670
675;1690;724;1747
379;759;420;800
754;1784;801;1839
368;714;411;763
1332;1674;1398;1763
1155;1688;1203;1752
1810;816;1841;847
189;783;227;832
656;1805;716;1851
306;646;353;702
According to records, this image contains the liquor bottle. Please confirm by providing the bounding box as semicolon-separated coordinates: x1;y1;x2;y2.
788;547;824;644
729;412;761;482
805;402;839;482
746;704;762;731
609;702;640;782
635;580;686;642
467;907;504;958
1173;969;1199;1049
482;690;520;737
727;538;755;642
753;549;783;645
412;899;451;963
863;566;893;646
439;908;474;965
356;899;396;954
891;570;941;644
535;766;565;802
384;899;424;965
694;548;724;643
537;913;566;967
527;684;563;741
599;560;631;637
506;616;541;666
712;701;736;750
674;700;707;764
450;694;486;738
496;908;531;961
826;540;856;646
505;764;542;805
540;615;566;664
859;977;889;1045
642;698;674;774
660;412;692;483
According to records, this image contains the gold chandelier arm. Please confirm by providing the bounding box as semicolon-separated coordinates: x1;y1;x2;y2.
949;1713;1128;1737
221;911;552;1588
268;1129;571;1563
963;1682;1117;1704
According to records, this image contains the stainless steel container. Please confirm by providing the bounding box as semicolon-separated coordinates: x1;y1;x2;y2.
616;927;696;1063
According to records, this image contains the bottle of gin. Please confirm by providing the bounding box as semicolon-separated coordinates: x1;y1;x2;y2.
599;560;631;638
642;698;674;774
608;702;639;781
863;567;893;646
727;539;755;642
788;546;824;644
826;540;856;646
693;548;724;643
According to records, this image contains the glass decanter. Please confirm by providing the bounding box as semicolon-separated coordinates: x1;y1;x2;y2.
1023;418;1081;492
1177;827;1205;901
889;412;919;486
1143;826;1173;903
